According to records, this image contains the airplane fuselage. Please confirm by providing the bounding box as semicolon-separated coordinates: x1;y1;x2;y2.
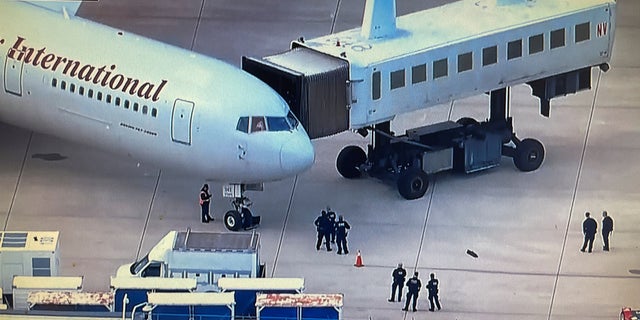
0;1;314;183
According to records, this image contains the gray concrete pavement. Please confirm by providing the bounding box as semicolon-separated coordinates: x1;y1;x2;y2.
1;0;639;319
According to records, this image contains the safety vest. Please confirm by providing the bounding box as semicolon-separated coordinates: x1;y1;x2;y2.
199;191;206;205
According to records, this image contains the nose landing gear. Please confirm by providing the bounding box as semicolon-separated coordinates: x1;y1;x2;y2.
222;184;261;231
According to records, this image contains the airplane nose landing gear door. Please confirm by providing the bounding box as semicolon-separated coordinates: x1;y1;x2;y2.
172;99;194;145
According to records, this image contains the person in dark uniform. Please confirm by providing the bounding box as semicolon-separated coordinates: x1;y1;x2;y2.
402;272;421;312
581;211;598;253
426;273;441;311
388;263;406;302
199;184;213;223
314;211;332;251
327;207;337;243
602;211;614;251
335;215;350;255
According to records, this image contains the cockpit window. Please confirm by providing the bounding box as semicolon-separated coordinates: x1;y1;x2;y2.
236;117;249;133
286;111;299;129
237;113;300;134
251;116;266;133
267;117;291;132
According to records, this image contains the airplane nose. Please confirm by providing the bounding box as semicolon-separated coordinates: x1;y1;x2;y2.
280;134;315;176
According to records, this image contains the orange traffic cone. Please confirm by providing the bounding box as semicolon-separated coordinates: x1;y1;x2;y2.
354;250;364;267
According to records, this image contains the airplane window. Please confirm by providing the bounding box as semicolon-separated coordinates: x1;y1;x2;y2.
267;117;291;131
61;81;66;90
97;92;102;101
236;117;249;133
151;108;157;117
79;86;84;96
251;116;266;133
133;102;139;112
70;83;75;93
142;105;148;115
88;89;93;98
286;111;299;129
115;97;121;106
106;94;112;104
124;100;130;109
51;78;57;88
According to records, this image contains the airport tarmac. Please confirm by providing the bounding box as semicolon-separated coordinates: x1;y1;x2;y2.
1;0;639;319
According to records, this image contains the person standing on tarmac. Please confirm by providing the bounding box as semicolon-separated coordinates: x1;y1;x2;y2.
388;263;406;302
602;211;614;251
426;273;441;312
581;212;597;253
335;215;350;255
199;184;213;223
327;207;337;244
314;210;332;251
402;272;421;312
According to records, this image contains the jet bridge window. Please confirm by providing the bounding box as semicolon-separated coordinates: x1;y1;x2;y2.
457;52;473;73
551;28;565;49
433;58;448;79
482;46;498;66
575;22;590;43
529;34;544;54
390;69;405;90
411;64;427;84
507;39;522;60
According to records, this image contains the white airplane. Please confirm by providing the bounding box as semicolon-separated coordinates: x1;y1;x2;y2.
0;1;315;230
244;0;616;200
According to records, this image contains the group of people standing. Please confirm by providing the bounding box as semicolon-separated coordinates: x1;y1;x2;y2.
389;263;441;312
581;210;614;253
314;207;351;255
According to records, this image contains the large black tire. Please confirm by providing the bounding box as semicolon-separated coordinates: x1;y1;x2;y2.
224;210;243;231
513;138;545;172
336;146;367;179
456;117;479;127
397;169;429;200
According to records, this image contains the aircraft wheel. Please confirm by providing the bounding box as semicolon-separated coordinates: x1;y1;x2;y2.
336;145;366;179
224;210;242;231
513;138;545;172
456;117;478;127
397;169;429;200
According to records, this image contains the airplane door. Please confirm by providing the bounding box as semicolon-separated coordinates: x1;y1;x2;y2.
3;57;24;96
171;99;194;145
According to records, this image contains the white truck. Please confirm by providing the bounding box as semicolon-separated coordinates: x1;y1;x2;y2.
115;229;264;291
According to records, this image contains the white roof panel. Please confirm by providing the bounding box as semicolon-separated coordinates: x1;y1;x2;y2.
110;276;197;290
218;277;304;291
147;292;235;306
303;0;613;66
13;276;82;290
255;293;343;307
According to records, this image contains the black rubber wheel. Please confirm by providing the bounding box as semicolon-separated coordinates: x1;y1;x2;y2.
397;169;429;200
336;145;367;179
513;138;545;172
456;117;479;127
240;208;252;229
224;210;242;231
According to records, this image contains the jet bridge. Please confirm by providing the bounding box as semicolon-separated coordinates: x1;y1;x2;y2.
242;48;349;139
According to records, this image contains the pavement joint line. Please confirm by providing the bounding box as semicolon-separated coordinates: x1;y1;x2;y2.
189;0;206;51
135;169;162;261
330;0;342;34
270;175;298;277
547;70;602;320
4;131;32;232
